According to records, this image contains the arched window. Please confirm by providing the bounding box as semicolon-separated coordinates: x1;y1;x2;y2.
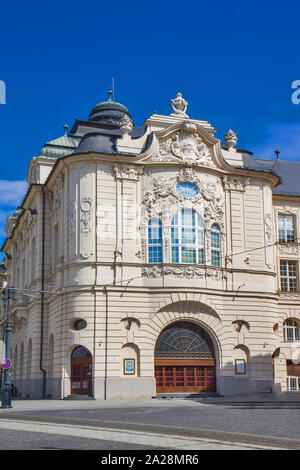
148;219;163;263
211;224;221;267
283;319;300;341
171;209;204;264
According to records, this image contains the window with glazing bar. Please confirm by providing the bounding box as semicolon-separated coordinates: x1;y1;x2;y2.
283;319;300;341
278;215;295;243
148;219;163;263
171;209;205;264
211;224;221;267
280;260;297;292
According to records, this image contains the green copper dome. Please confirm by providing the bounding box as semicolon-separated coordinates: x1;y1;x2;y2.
88;89;131;126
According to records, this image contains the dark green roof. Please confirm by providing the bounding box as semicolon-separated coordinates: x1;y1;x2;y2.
88;95;131;126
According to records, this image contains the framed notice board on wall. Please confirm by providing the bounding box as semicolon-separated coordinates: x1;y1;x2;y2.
235;359;246;375
124;358;135;375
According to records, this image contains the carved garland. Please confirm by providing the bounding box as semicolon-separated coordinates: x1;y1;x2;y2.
142;265;228;280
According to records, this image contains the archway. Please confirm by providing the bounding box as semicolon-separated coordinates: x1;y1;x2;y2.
154;321;216;393
71;346;92;395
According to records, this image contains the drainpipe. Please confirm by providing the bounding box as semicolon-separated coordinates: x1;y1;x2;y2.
40;187;47;398
104;285;108;400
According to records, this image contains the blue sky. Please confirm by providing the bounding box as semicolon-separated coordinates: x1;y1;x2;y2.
0;0;300;251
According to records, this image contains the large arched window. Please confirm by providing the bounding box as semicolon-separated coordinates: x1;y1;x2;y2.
211;224;221;267
283;319;300;341
171;209;204;264
148;219;163;263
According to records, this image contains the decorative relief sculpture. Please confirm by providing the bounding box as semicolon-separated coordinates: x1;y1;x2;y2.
142;265;227;280
223;175;250;192
80;197;92;236
150;168;225;228
141;167;226;264
170;92;189;118
69;165;95;261
224;129;237;149
265;213;272;247
120;115;134;135
114;166;143;181
156;123;215;167
278;244;299;256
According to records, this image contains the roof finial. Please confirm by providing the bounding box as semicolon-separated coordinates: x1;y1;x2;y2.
112;77;115;101
63;123;68;135
108;88;113;101
171;92;189;118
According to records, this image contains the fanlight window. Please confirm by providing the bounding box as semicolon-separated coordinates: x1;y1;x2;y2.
283;319;300;342
176;183;199;199
71;346;92;358
148;219;163;263
155;321;215;359
211;224;221;267
171;209;204;264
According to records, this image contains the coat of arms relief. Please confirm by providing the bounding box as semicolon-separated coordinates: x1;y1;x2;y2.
157;122;216;167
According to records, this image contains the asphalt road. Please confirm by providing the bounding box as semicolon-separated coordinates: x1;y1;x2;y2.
0;399;299;450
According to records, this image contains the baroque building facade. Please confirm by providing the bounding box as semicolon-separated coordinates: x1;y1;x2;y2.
1;91;300;399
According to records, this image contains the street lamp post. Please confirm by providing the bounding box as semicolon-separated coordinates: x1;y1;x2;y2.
1;287;13;408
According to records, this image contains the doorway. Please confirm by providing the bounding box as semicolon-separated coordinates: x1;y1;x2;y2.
154;321;216;393
71;346;92;395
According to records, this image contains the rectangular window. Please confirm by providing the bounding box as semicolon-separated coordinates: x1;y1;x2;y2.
211;250;221;267
280;260;298;292
278;215;295;243
181;247;196;264
148;219;163;263
149;246;163;263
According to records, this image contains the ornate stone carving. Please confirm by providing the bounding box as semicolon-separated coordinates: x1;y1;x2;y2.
150;169;224;227
120;115;133;135
171;92;188;118
278;244;299;256
224;129;237;149
157;123;215;167
223;176;250;192
114;166;143;181
69;200;76;235
141;168;225;265
80;197;92;236
142;265;227;280
265;213;272;247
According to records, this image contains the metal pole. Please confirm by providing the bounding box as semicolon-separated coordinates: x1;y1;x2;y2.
1;288;12;408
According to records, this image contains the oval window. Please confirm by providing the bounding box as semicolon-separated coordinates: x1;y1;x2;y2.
176;183;199;198
73;319;87;331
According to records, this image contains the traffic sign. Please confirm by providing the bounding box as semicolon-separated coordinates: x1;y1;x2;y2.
1;359;12;370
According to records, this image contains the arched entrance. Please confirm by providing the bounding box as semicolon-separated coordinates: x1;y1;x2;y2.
154;321;216;393
71;346;92;395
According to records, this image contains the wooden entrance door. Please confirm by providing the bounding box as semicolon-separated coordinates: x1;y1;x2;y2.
71;346;92;395
154;321;216;394
155;361;216;393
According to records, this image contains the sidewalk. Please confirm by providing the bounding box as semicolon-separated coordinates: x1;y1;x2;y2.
0;392;299;412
